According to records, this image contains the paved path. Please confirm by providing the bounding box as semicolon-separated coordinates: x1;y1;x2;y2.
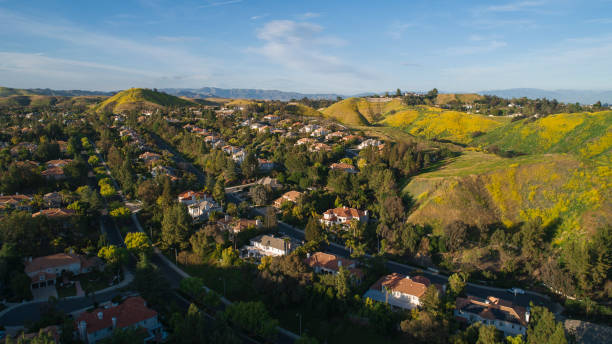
75;281;85;297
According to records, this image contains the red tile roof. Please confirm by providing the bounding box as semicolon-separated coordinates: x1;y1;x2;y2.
25;253;81;274
32;208;75;217
323;207;366;219
305;252;364;278
76;297;158;334
370;273;431;298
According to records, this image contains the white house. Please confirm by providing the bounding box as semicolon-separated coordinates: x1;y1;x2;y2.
25;253;102;290
321;206;368;227
241;234;300;259
188;200;222;222
455;296;530;336
357;138;383;150
363;273;434;310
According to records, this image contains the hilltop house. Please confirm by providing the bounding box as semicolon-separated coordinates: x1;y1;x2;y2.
0;194;33;211
241;234;301;259
321;207;368;227
177;190;212;206
42;167;66;180
455;296;530;336
363;273;435;310
76;297;163;344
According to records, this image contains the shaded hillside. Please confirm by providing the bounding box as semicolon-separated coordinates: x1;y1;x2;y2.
473;111;612;161
0;95;106;109
161;87;341;101
0;86;113;97
92;88;194;113
436;93;483;105
381;106;508;144
403;151;611;244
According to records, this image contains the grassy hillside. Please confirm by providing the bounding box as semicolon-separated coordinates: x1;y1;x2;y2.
0;87;34;97
436;93;483;105
381;106;509;144
403;151;611;244
0;95;105;109
321;97;405;125
93;88;193;113
225;99;257;107
473;111;612;161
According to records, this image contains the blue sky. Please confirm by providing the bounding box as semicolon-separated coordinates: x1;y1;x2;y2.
1;0;611;93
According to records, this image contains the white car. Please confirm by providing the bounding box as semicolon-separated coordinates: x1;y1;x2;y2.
508;287;525;294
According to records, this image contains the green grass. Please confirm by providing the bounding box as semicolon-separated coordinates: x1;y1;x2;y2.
75;271;114;293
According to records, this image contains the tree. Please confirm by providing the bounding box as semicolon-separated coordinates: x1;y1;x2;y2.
420;284;441;314
448;272;468;296
125;232;151;256
444;221;468;251
335;266;351;299
10;272;32;301
249;185;268;206
179;277;205;297
88;155;100;166
137;179;160;206
223;301;279;341
305;217;323;243
161;204;192;250
400;309;449;343
221;247;239;267
99;183;116;198
526;306;567;344
395;88;402;97
264;206;277;229
110;206;131;219
190;229;210;258
97;245;128;267
241;151;258;179
476;324;501;344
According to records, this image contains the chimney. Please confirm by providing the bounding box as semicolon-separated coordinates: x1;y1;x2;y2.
306;253;311;259
225;214;230;221
255;219;262;227
97;311;103;320
338;260;342;267
112;317;117;329
525;307;531;323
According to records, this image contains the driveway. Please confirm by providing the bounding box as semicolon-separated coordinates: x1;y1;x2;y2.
31;286;58;301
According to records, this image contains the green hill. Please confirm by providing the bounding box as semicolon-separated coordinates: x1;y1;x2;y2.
435;93;483;105
403;151;611;245
0;95;105;109
321;97;406;125
0;87;34;97
473;111;612;161
92;88;194;113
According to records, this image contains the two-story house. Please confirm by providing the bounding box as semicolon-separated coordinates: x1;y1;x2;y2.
25;253;102;290
241;234;301;259
320;206;368;227
304;252;363;281
455;296;530;336
363;273;434;310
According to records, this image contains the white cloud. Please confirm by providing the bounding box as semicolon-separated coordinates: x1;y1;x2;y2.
298;12;320;20
200;0;242;8
482;1;546;13
445;40;507;55
388;22;415;39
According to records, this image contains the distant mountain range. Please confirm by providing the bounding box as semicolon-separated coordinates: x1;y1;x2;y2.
2;86;611;104
479;88;612;104
160;87;342;101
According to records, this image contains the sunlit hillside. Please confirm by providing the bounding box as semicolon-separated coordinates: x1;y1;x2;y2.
92;88;193;113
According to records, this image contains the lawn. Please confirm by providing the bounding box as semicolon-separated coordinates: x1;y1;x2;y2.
75;271;115;293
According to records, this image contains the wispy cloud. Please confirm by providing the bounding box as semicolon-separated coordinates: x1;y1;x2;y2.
388;22;415;39
481;1;546;13
200;0;242;8
298;12;320;20
446;40;507;55
252;20;361;77
251;14;269;20
586;17;612;24
156;35;201;42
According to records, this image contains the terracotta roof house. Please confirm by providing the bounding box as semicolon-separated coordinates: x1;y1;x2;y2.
43;192;63;208
217;215;262;234
321;206;368;226
455;296;530;336
296;138;316;146
139;152;162;162
305;252;363;280
258;158;274;171
25;253;102;290
273;191;303;208
46;159;73;168
309;143;332;152
342;135;362;143
32;208;76;218
330;163;357;173
363;273;434;310
310;127;330;137
325;131;345;141
241;234;301;260
177;190;212;206
76;296;163;344
0;194;33;211
41;167;66;180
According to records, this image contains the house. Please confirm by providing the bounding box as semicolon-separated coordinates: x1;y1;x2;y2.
310;127;330;137
309;143;332;152
296;138;316;146
256;176;282;189
151;165;178;181
305;252;363;281
139;152;162;163
177;190;212;206
258;158;274;171
455;296;530;336
0;194;33;211
325;131;345;141
232;150;246;164
42;167;66;180
204;135;221;144
32;208;76;218
330;162;358;173
46;159;73;168
300;124;320;133
76;296;163;344
188;200;222;221
10;142;37;156
342;135;362;143
273;191;303;208
25;253;102;290
363;273;433;310
263;114;280;122
43;192;63;208
222;145;241;155
258;125;271;133
357;139;383;150
217;215;262;234
241;234;301;259
321;206;368;226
